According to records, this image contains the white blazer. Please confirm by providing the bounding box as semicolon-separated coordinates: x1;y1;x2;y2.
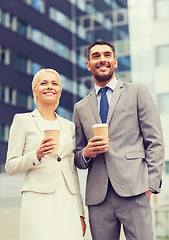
5;109;84;217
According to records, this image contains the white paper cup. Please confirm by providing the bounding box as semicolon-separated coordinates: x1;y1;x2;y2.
92;123;108;141
44;130;60;155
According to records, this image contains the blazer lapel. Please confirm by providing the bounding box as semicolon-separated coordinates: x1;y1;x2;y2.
31;109;44;136
89;90;102;124
57;115;68;156
107;79;123;124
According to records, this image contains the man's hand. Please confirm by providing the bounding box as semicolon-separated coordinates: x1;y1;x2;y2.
84;136;109;158
146;190;152;200
80;216;86;236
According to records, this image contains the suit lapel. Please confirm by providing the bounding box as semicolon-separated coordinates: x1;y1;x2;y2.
57;115;68;156
107;79;123;124
31;109;44;136
89;90;102;124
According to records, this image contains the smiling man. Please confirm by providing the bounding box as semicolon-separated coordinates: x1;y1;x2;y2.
73;40;164;240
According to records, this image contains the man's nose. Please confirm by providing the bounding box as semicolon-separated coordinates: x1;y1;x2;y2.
100;54;106;62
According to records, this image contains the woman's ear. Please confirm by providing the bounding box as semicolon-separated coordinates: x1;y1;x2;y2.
33;88;36;97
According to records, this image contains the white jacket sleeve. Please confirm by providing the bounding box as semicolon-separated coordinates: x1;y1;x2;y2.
5;114;40;176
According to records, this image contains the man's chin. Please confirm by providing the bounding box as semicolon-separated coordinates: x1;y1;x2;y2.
95;74;113;82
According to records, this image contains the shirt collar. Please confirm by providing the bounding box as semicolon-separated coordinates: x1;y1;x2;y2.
95;77;118;96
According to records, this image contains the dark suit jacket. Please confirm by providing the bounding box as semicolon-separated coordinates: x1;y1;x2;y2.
73;79;164;206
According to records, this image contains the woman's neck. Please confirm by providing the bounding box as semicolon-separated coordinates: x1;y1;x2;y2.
37;105;56;121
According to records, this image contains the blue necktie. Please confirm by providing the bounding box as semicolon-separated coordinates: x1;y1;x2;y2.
100;86;109;123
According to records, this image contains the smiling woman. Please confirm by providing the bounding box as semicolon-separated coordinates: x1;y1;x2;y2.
32;69;62;111
5;68;86;240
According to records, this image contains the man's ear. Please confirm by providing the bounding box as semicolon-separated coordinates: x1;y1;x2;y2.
114;58;118;69
86;61;91;71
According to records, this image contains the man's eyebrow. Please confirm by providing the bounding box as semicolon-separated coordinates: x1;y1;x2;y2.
91;51;112;57
104;51;112;55
91;52;99;57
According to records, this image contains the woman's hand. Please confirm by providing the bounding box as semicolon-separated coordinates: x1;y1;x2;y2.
80;216;86;236
36;137;56;161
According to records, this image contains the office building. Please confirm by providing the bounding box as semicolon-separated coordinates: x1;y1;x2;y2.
0;0;130;172
128;0;169;239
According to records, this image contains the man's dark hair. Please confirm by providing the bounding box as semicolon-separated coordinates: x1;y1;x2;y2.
87;40;115;60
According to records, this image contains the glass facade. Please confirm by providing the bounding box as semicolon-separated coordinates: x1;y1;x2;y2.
0;0;129;175
156;45;169;66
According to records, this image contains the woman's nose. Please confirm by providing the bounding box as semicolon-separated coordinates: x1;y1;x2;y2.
47;83;53;89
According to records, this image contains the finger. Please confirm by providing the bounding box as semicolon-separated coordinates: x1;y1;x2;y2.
42;137;53;143
39;144;56;155
89;136;104;142
89;139;108;146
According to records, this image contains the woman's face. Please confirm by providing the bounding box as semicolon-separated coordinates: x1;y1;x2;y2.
33;71;61;107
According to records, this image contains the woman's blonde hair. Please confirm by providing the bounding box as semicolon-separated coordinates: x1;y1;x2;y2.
32;68;62;108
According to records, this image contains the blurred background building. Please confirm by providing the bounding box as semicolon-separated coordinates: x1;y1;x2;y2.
0;0;129;171
0;0;169;239
129;0;169;239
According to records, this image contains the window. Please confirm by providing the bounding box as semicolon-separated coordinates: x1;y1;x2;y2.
57;42;67;58
158;93;169;114
77;54;86;69
17;19;28;37
118;56;130;71
16;55;28;72
105;18;112;31
77;25;86;40
1;10;7;26
49;7;72;32
21;0;44;13
0;123;6;141
156;45;169;66
9;87;14;104
55;10;68;28
57;106;73;121
31;27;43;45
0;85;5;101
155;0;169;20
16;91;28;108
77;83;88;98
32;0;44;12
77;0;86;11
116;25;129;40
31;62;42;75
0;46;9;64
49;7;55;21
0;123;9;142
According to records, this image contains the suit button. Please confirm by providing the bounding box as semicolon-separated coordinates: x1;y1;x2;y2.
57;157;61;162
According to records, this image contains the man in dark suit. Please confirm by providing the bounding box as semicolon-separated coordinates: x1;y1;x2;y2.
73;40;164;240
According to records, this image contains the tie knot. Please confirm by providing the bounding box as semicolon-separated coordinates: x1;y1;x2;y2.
100;86;108;94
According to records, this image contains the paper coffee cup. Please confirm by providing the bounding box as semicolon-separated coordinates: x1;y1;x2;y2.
44;130;60;155
92;123;108;141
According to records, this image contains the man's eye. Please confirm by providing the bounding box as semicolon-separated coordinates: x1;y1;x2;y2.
52;82;58;85
41;82;46;85
93;55;99;59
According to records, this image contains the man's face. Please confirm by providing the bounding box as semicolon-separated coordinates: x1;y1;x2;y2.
86;45;118;86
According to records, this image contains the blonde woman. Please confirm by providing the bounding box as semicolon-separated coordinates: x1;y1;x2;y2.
5;69;86;240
